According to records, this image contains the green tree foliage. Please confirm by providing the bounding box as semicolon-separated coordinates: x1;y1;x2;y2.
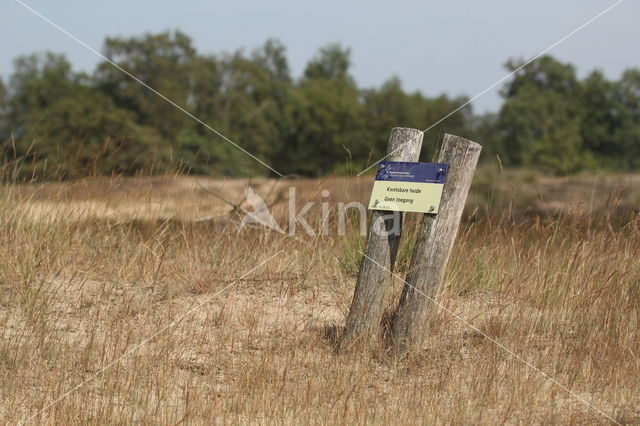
7;52;78;139
19;90;167;178
215;40;294;175
4;52;81;176
176;39;295;176
615;70;640;169
468;112;499;160
496;56;591;173
495;55;640;174
0;34;638;180
281;44;367;175
5;51;169;179
363;77;472;164
581;69;640;169
95;31;197;143
0;79;7;141
0;79;6;111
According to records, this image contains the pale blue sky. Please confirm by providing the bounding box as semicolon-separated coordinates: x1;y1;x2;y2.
1;0;638;113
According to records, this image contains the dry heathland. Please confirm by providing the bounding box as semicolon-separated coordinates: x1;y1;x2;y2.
1;170;639;424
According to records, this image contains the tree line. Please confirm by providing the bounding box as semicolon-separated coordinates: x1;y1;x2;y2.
0;30;638;180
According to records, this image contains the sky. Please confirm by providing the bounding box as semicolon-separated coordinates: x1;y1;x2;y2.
1;0;638;113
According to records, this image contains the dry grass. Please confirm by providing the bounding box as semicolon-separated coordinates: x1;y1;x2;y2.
0;172;638;425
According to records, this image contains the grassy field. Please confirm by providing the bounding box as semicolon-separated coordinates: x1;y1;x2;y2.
0;169;638;424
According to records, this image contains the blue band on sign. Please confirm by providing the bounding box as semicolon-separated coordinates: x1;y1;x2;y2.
375;162;449;184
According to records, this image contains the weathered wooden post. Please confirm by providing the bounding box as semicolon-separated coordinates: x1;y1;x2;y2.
339;127;423;350
391;134;481;354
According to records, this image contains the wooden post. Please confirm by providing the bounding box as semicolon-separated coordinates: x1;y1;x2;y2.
339;127;423;350
391;134;481;354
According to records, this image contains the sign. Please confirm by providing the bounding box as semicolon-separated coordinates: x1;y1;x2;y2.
368;161;448;214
